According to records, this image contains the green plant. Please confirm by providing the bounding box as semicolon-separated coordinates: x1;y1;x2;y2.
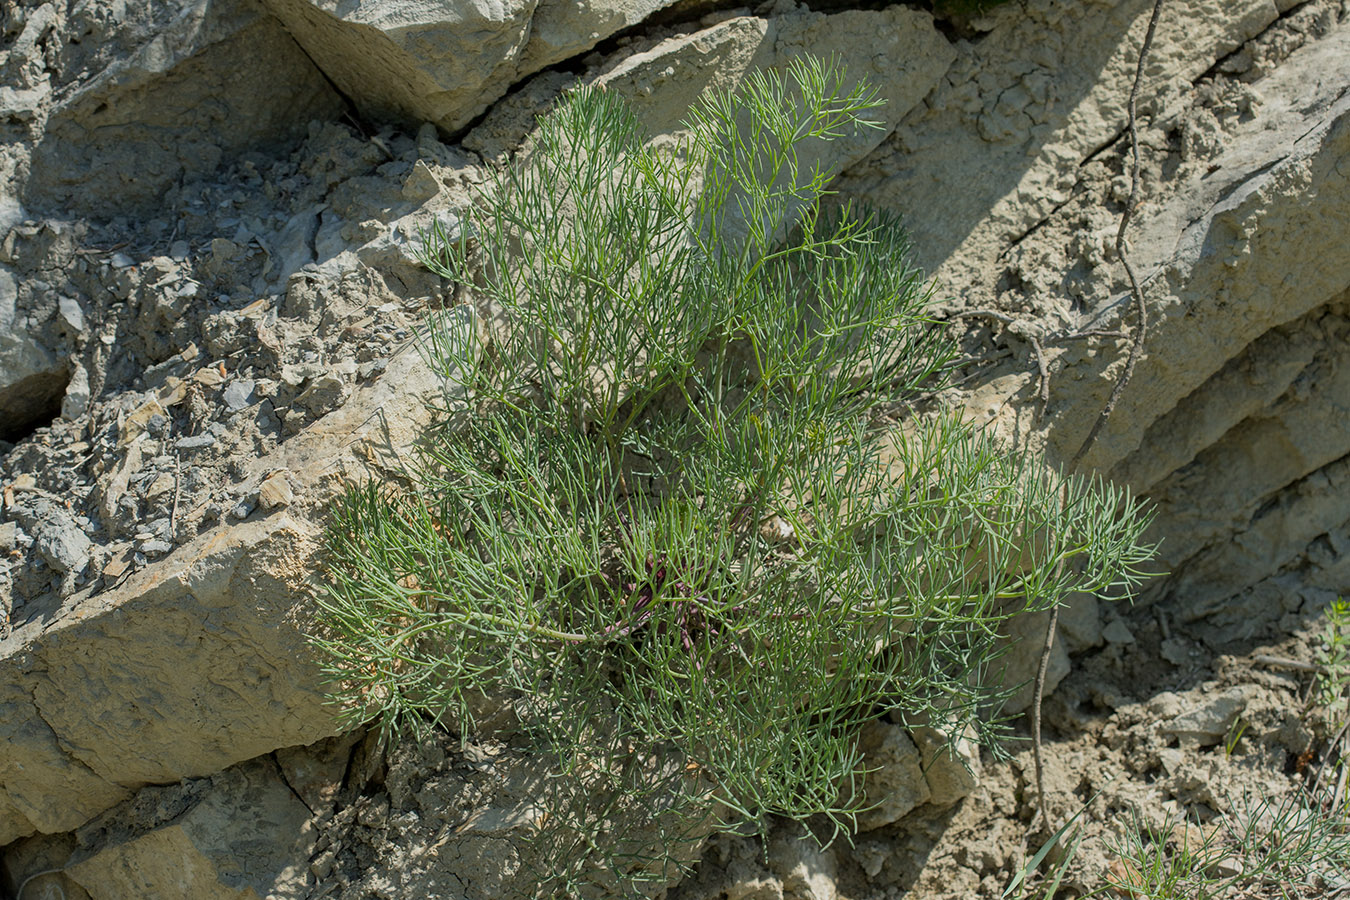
1004;799;1094;900
1224;717;1248;758
1105;791;1350;899
315;57;1155;894
1316;597;1350;718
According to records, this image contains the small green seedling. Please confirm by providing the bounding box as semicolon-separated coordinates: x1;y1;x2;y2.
1316;597;1350;718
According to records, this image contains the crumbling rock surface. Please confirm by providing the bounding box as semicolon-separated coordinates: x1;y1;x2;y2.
0;0;955;858
260;0;687;136
0;0;1348;897
17;0;343;216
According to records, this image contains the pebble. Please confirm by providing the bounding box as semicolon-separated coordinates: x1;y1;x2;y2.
103;555;132;579
139;539;173;556
170;241;190;260
118;399;169;449
281;363;325;386
61;363;91;420
1160;637;1192;665
0;521;21;552
142;472;175;502
36;517;92;574
176;434;217;450
1102;620;1135;644
223;379;256;412
110;252;136;268
296;374;350;416
1160;685;1253;747
58;296;86;332
258;472;294;509
358;359;387;380
210;238;238;261
194;366;225;387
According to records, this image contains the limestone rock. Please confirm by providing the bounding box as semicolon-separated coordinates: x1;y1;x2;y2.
0;677;134;846
0;335;452;845
1088;26;1350;475
1;0;1348;894
0;515;333;846
1094;28;1350;606
597;7;954;150
23;0;343;215
258;471;295;510
463;5;952;172
521;0;678;74
1161;685;1254;749
999;607;1070;716
844;0;1278;286
849;2;1350;612
1056;592;1102;654
912;727;981;808
854;720;930;831
34;512;92;575
769;831;837;900
0;265;67;442
8;758;316;900
261;0;682;136
60;362;91;421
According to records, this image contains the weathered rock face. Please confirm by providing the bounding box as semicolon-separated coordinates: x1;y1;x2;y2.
859;4;1350;617
18;0;343;216
259;0;685;134
846;0;1281;287
0;514;329;846
11;756;319;900
0;262;66;442
0;0;1348;896
841;0;1350;702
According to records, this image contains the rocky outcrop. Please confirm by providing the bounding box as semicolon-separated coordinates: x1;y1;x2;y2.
1;0;1348;896
19;0;342;216
0;262;66;442
0;513;328;846
898;10;1350;616
0;0;955;855
9;756;320;900
259;0;684;135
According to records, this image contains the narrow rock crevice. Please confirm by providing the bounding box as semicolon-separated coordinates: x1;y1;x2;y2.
1192;0;1325;84
272;751;319;818
0;367;69;445
1162;447;1350;606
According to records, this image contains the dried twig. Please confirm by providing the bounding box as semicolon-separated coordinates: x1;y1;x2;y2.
170;451;183;537
1034;0;1165;835
1055;329;1129;341
948;308;1019;325
1254;654;1328;675
1067;0;1165;472
1031;601;1060;834
1028;335;1050;418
